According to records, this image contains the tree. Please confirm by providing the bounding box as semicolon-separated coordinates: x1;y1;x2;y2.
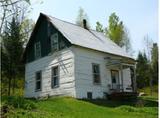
143;35;154;95
76;7;90;28
96;21;104;32
20;18;35;46
0;0;30;34
96;13;132;54
143;35;153;61
136;52;150;88
122;27;133;54
2;16;24;95
106;13;132;52
1;0;35;96
106;12;124;47
151;43;158;85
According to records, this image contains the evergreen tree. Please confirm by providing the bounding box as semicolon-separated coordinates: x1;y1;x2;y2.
136;52;150;88
151;43;158;85
2;17;24;95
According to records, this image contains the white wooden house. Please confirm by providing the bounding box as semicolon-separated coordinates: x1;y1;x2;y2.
22;13;136;99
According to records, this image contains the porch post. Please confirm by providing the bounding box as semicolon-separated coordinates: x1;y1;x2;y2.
120;64;124;92
133;65;137;92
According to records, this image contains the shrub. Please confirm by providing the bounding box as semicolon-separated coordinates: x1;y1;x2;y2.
4;96;36;110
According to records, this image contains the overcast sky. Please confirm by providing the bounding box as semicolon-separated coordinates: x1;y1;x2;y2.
28;0;158;58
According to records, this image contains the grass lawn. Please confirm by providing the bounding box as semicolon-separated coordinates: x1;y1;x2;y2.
138;85;158;99
1;96;158;118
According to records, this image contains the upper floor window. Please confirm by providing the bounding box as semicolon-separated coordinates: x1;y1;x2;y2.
35;71;42;91
51;66;59;88
92;63;101;84
51;33;58;52
34;41;41;59
59;39;66;49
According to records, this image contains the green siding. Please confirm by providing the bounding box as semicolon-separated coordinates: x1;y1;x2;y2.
26;17;71;63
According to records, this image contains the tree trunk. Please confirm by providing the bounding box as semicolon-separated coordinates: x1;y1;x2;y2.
150;78;153;96
8;59;12;96
12;75;16;95
8;76;11;96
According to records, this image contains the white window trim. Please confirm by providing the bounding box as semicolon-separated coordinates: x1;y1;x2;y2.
35;71;42;91
51;66;59;88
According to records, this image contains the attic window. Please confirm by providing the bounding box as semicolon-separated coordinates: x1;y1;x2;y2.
34;41;41;59
51;33;58;52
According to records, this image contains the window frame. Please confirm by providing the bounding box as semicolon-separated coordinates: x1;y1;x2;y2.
51;33;59;52
51;66;59;88
35;71;42;92
34;41;41;59
92;63;101;84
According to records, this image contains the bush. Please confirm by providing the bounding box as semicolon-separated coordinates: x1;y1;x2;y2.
3;96;36;110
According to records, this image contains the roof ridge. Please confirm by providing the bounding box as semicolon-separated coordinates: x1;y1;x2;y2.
44;13;104;34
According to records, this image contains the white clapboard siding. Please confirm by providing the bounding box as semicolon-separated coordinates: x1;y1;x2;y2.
25;45;133;99
73;46;132;99
24;48;76;98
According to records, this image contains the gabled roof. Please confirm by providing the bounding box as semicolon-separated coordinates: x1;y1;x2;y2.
22;13;134;62
46;14;133;59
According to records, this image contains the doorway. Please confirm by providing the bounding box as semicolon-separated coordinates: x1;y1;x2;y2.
111;70;120;90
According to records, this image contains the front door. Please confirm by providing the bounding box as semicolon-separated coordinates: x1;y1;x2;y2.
111;70;119;90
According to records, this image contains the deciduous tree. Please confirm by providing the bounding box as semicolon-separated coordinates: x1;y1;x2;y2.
96;21;104;33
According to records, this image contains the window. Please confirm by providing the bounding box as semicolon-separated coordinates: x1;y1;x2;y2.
59;39;66;49
35;71;42;91
51;66;59;88
51;33;58;52
87;92;92;99
34;42;41;59
92;64;101;84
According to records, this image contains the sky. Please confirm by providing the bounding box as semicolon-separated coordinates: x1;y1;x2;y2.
28;0;158;58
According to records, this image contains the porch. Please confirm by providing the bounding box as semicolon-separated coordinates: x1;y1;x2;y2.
105;56;137;94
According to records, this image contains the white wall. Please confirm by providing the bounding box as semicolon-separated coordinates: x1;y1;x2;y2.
73;46;133;99
25;45;133;99
24;47;75;98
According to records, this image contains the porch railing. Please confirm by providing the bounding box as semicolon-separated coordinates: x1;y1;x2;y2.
108;84;123;92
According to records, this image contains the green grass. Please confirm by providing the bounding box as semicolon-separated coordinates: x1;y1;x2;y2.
138;85;158;98
1;96;158;118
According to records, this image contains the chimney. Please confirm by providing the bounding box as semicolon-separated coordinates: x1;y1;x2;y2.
83;19;88;29
153;43;157;47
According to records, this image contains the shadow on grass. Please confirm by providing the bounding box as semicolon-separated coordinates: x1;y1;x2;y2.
81;97;158;108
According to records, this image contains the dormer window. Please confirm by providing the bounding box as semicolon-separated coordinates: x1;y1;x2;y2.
51;33;58;52
34;41;41;59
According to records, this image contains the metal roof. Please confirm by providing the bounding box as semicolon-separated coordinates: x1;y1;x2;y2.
47;15;133;59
